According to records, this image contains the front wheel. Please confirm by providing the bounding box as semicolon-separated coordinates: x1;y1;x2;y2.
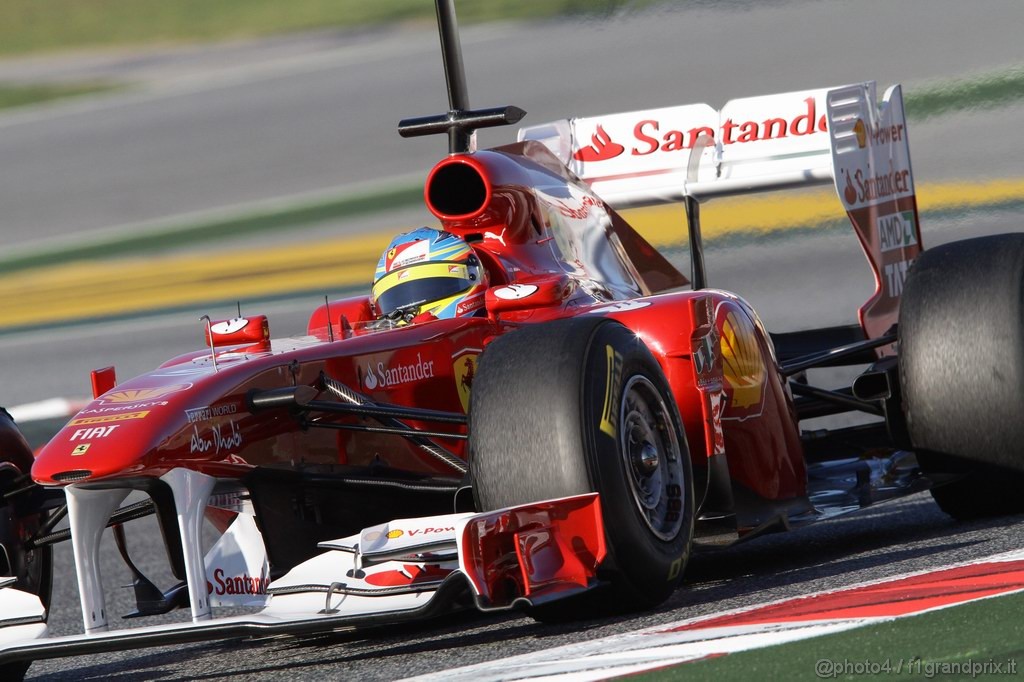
0;409;52;681
469;317;694;615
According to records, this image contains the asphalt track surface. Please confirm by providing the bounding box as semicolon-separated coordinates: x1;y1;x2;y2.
3;0;1024;679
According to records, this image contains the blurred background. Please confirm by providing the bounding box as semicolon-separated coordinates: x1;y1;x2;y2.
1;0;1022;438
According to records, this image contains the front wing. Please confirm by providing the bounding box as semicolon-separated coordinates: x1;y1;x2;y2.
0;490;604;668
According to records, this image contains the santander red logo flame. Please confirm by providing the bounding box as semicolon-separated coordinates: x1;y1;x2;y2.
572;125;625;162
843;170;858;205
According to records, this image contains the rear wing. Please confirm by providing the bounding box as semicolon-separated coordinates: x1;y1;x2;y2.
518;82;922;341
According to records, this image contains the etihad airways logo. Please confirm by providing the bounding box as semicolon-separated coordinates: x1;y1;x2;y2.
363;353;436;391
572;97;827;162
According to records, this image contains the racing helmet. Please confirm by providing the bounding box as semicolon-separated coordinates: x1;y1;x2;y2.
371;227;488;322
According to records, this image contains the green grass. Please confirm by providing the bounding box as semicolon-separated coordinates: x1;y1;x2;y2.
0;0;653;56
641;590;1024;681
0;82;116;109
0;183;423;276
906;64;1024;120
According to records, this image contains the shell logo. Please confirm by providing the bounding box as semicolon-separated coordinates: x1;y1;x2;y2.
386;529;404;539
720;310;765;411
853;118;867;149
99;384;191;404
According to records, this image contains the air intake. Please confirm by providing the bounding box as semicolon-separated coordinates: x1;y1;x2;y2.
426;159;489;219
52;470;92;483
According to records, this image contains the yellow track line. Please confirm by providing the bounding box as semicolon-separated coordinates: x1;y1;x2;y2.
2;179;1022;330
627;177;1024;244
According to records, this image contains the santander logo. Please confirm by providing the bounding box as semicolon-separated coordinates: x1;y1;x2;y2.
208;567;269;596
362;353;436;391
575;98;828;163
572;125;625;162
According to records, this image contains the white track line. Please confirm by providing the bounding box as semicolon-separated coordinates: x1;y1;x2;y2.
401;548;1024;682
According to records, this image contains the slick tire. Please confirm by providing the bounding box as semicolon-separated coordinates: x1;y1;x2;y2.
899;234;1024;519
469;317;694;618
0;409;52;681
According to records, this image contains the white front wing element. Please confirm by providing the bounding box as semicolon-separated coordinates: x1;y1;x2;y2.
0;486;604;671
161;468;217;622
0;506;476;664
0;579;46;646
64;485;129;633
55;468;474;638
204;512;270;608
266;511;472;617
61;469;221;634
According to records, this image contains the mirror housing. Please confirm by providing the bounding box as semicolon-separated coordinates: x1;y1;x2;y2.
485;276;575;316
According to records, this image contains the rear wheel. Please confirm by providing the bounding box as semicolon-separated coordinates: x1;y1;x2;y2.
0;410;51;681
899;234;1024;519
924;453;1024;521
470;317;694;617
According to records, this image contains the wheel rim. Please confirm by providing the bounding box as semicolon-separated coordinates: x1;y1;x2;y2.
619;375;685;541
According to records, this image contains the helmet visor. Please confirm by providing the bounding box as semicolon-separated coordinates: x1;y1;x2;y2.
372;262;475;318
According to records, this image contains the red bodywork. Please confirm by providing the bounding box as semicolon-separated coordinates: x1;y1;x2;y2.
32;141;806;532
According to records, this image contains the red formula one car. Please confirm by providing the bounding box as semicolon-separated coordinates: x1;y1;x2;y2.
4;1;1024;676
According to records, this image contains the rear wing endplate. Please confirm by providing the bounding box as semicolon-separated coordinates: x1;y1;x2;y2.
519;82;923;341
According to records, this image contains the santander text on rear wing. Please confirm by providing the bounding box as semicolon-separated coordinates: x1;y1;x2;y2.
518;82;922;340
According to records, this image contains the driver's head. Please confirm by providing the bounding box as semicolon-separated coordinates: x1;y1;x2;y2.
371;227;488;322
